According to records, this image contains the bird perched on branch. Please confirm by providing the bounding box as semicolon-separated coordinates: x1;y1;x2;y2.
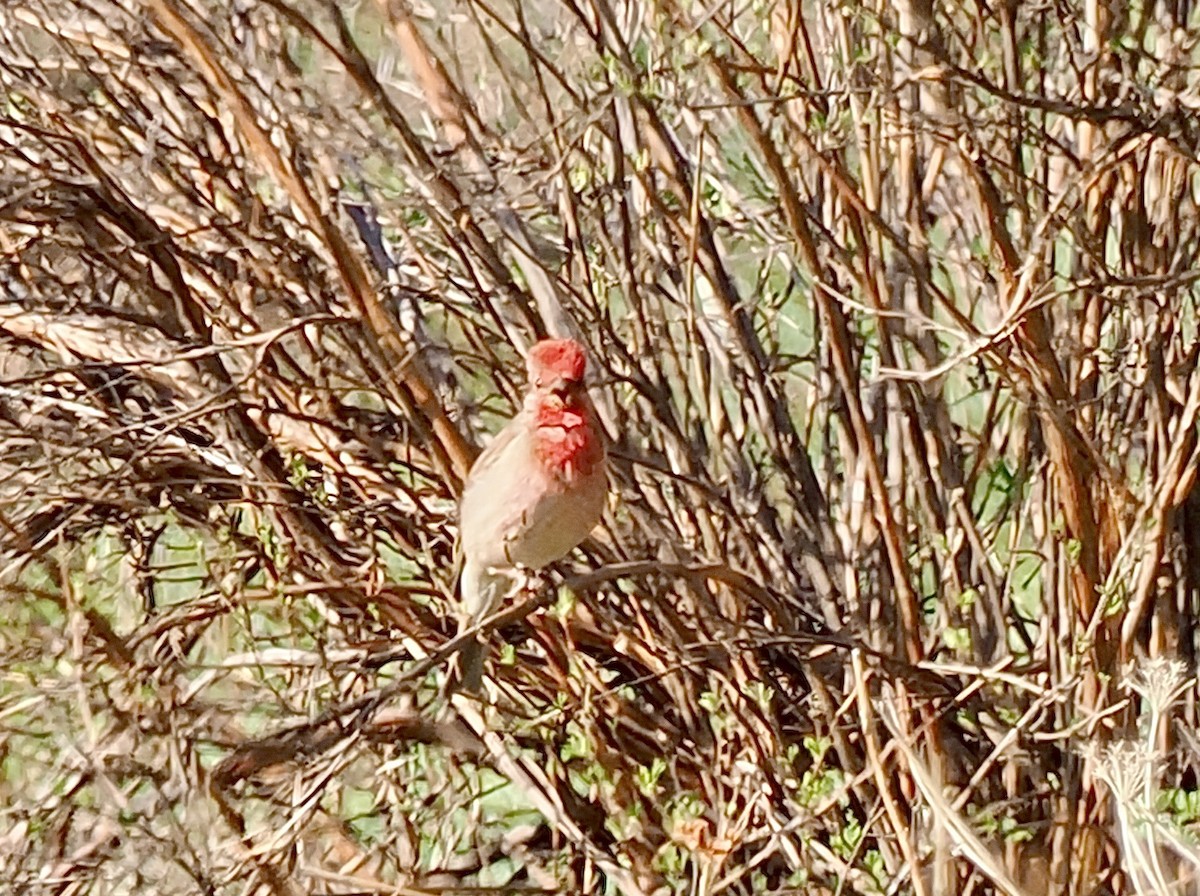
454;338;608;692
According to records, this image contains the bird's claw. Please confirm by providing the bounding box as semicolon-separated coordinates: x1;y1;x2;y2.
514;566;550;594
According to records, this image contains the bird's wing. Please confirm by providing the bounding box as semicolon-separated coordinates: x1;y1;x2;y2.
457;416;539;567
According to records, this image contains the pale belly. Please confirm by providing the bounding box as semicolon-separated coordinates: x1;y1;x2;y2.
503;470;607;568
460;463;607;572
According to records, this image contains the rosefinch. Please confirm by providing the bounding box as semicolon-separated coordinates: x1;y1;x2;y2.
454;338;608;692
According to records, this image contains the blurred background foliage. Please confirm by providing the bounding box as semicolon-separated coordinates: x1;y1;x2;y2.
5;0;1200;893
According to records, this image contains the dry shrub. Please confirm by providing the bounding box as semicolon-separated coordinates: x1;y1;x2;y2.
4;1;1200;894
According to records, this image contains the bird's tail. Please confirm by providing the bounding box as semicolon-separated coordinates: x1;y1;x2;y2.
448;559;505;695
456;639;485;694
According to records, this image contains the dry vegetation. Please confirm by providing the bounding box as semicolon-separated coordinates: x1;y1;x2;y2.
5;0;1200;893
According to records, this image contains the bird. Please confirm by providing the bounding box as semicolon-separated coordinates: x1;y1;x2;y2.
454;338;608;693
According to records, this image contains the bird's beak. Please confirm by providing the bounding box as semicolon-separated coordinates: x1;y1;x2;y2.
548;377;577;399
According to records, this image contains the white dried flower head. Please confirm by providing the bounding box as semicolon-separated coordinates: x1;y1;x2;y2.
1087;740;1154;807
1125;656;1190;715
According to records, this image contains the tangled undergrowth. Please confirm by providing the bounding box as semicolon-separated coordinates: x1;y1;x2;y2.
5;1;1200;893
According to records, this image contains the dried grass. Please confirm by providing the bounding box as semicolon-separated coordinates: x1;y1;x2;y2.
5;0;1200;893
